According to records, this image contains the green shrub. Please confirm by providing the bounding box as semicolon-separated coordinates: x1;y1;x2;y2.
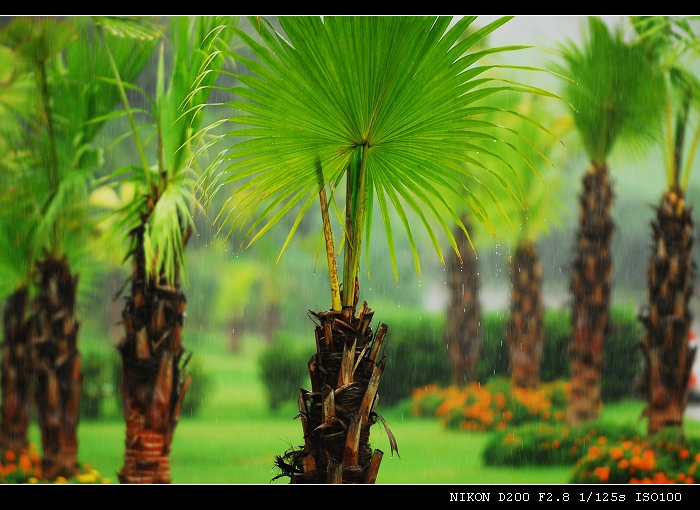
374;308;449;408
258;331;313;411
180;355;213;418
483;419;642;467
81;351;116;420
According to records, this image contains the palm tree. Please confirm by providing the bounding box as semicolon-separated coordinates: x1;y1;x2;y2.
631;16;700;438
0;34;36;454
445;215;483;386
481;92;570;389
97;16;236;484
551;17;664;427
199;15;565;484
0;16;159;480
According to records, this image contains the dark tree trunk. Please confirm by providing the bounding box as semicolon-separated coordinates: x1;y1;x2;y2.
507;240;544;389
274;301;397;483
1;287;33;452
446;217;483;386
117;217;192;484
566;166;614;426
638;191;696;437
31;255;82;481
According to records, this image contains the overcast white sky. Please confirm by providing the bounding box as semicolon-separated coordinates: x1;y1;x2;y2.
476;15;626;45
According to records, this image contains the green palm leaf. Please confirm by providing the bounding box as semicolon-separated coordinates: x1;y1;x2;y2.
551;17;664;166
204;15;565;309
100;16;237;286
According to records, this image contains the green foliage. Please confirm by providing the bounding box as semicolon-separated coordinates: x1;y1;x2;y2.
483;419;642;467
373;308;450;408
80;351;116;420
551;16;664;165
180;355;214;418
258;332;313;411
97;16;237;287
200;16;566;308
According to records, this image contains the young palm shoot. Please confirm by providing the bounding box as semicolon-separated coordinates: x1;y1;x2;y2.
200;16;566;483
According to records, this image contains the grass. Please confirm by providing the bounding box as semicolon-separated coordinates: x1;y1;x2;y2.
29;328;700;484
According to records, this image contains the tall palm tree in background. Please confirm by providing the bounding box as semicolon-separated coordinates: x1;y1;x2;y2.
481;92;570;389
551;17;664;427
0;36;35;454
0;16;158;480
445;215;483;386
199;15;565;484
96;16;236;484
632;16;700;438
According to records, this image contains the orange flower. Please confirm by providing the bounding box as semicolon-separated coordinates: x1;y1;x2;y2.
597;436;607;445
618;459;629;470
4;450;15;462
19;452;32;472
680;449;690;460
594;466;610;482
610;446;624;460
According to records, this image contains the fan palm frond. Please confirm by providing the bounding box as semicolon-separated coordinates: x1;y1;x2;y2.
201;16;567;308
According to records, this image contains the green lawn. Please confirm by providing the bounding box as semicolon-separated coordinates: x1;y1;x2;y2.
51;329;700;484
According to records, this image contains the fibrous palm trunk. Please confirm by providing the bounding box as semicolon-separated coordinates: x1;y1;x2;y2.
1;287;33;452
566;165;614;426
507;240;544;389
117;216;192;484
446;217;483;386
638;191;696;437
31;255;82;481
274;300;397;484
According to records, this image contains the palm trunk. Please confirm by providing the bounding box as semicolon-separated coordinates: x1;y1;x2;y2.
446;217;483;386
117;218;191;484
638;191;696;437
273;301;397;484
1;287;33;452
31;254;82;481
566;165;614;426
507;240;544;389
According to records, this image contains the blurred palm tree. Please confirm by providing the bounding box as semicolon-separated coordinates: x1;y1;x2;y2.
199;15;566;483
551;16;664;427
445;214;484;386
631;15;700;437
94;16;236;483
477;91;570;389
0;37;35;455
0;16;159;480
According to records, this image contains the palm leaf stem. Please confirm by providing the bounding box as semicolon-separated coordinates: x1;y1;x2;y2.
36;60;60;249
318;163;341;312
342;145;368;309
